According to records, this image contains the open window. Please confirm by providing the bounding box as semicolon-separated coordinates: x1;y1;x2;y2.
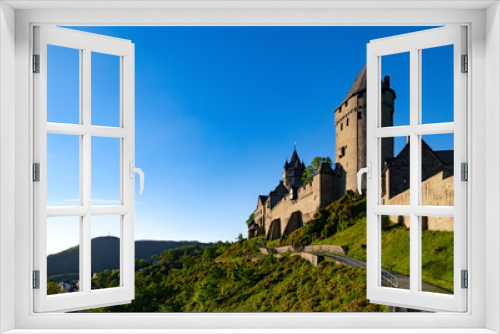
33;26;139;312
364;26;467;312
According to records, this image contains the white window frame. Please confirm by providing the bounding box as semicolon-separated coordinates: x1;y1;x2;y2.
0;1;498;333
366;26;467;312
33;26;136;313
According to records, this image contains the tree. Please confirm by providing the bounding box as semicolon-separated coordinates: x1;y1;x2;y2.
245;213;254;226
47;281;61;295
302;156;333;183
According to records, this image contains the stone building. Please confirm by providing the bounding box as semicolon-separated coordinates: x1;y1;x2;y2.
247;149;338;240
334;65;396;191
248;65;455;239
381;140;454;231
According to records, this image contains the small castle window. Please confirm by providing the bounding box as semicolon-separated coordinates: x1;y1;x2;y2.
341;123;343;131
341;146;346;157
358;112;362;120
346;118;349;126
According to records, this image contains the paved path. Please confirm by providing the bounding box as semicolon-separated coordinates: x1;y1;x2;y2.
253;241;451;294
314;252;451;294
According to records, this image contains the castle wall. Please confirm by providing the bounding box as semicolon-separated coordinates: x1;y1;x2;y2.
270;177;321;238
253;199;266;236
383;171;454;231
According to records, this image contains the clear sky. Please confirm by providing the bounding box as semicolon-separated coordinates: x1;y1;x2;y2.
46;26;454;255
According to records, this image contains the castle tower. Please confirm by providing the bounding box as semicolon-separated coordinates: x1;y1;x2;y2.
334;66;396;192
282;148;306;190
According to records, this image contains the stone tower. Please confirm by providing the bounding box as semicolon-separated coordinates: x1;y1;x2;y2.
282;148;306;190
334;66;396;192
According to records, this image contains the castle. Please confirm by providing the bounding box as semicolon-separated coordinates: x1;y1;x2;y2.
247;66;454;240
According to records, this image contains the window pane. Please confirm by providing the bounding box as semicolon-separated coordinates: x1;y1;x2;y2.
381;52;409;127
380;215;410;290
381;136;409;205
421;45;454;124
91;136;121;205
91;216;121;290
421;216;454;294
91;52;120;127
421;134;454;206
47;133;80;206
47;217;80;295
47;45;80;124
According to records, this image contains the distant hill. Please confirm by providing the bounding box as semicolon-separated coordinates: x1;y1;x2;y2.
47;237;211;280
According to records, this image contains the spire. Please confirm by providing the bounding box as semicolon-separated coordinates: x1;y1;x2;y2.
290;148;300;165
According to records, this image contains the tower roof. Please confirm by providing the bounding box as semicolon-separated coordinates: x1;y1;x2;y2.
336;65;393;111
341;65;367;105
289;149;300;165
285;148;304;169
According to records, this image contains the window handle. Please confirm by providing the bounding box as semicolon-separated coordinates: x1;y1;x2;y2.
129;162;145;195
357;162;371;194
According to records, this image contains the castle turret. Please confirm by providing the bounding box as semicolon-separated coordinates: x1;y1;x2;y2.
334;65;396;192
282;148;306;190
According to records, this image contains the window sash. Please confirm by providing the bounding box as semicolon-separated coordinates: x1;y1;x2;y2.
366;26;467;312
33;26;136;313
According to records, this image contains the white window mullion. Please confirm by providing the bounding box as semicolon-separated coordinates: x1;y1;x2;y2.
453;26;468;305
82;47;92;294
121;48;135;296
366;47;380;299
409;47;420;295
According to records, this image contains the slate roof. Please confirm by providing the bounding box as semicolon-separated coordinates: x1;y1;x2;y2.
290;149;300;164
341;65;368;105
435;150;454;164
258;195;268;204
284;148;305;169
336;65;392;110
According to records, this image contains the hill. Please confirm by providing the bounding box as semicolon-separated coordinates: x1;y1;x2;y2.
47;237;211;280
264;191;454;292
83;241;386;312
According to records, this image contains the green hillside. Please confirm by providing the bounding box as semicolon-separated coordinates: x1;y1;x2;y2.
273;192;454;292
83;242;385;312
76;191;452;312
48;237;211;281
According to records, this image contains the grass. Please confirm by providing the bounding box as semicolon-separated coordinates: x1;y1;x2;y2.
82;242;387;313
312;218;453;292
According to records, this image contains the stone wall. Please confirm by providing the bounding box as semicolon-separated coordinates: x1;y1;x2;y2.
383;171;454;231
268;176;321;238
303;245;346;254
289;252;323;267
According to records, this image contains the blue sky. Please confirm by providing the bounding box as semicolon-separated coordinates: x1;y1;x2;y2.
46;26;454;255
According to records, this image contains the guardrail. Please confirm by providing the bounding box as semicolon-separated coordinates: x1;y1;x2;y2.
381;270;399;288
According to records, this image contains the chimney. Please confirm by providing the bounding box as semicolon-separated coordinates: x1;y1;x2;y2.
384;76;390;88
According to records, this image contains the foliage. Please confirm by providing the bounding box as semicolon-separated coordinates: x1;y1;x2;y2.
80;241;385;313
246;213;254;226
279;191;453;292
311;215;453;292
302;156;332;183
48;237;212;281
76;189;454;312
47;281;63;295
283;191;366;246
